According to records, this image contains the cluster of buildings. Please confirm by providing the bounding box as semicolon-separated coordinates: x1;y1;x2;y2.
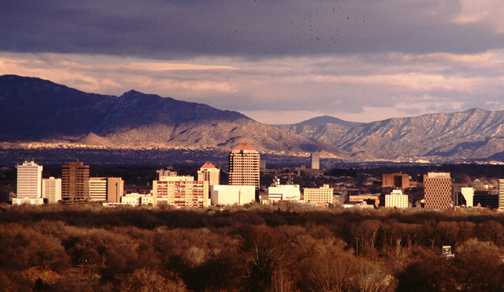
12;146;504;210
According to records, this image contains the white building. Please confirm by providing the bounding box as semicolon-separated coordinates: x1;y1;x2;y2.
211;185;255;206
14;161;44;205
120;193;143;206
42;177;62;204
303;184;333;206
385;189;409;208
152;174;209;208
89;177;107;202
461;187;474;208
268;184;301;202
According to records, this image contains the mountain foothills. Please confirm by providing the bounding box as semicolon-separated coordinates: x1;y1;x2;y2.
1;74;504;161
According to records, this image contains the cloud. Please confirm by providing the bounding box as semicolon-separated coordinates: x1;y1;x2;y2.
2;50;504;124
1;0;504;57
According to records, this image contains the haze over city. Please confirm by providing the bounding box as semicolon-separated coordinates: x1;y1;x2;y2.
2;0;504;123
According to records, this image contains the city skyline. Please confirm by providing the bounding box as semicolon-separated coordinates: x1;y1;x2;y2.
1;1;504;123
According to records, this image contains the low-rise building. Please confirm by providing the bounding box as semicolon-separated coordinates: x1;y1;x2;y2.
268;184;301;202
385;189;409;208
211;185;255;206
42;177;62;204
303;184;334;207
120;193;143;206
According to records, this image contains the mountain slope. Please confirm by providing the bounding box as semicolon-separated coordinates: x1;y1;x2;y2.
289;108;504;159
0;75;327;155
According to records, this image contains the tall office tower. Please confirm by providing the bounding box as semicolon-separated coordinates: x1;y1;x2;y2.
89;177;107;202
385;189;409;208
107;177;124;203
152;174;209;208
42;177;62;204
62;162;90;203
228;144;260;189
197;162;220;187
424;172;453;209
382;173;411;189
303;184;334;206
311;152;320;170
15;161;44;205
499;179;504;210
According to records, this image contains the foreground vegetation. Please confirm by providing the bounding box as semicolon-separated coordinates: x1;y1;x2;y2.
1;205;504;291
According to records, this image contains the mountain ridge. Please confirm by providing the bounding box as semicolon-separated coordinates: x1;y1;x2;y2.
2;74;504;161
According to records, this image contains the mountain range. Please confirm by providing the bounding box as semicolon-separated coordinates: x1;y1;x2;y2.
1;74;504;161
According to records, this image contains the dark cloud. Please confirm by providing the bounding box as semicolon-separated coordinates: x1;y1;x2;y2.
1;0;504;58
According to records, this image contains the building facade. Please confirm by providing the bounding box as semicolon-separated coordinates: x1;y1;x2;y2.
424;172;453;209
228;144;260;189
268;184;302;202
461;187;475;208
14;161;44;205
385;189;409;208
89;177;107;202
107;177;124;203
382;173;410;190
499;179;504;210
303;184;333;206
311;152;320;170
211;185;255;206
153;174;209;208
197;162;220;187
62;161;90;203
42;177;62;204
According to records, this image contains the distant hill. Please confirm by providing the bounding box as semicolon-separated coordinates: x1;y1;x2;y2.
2;74;504;161
287;108;504;160
0;75;326;155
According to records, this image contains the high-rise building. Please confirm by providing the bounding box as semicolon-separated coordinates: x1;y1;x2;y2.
311;152;320;170
107;177;124;203
461;187;474;208
424;172;453;209
89;177;107;202
228;144;260;189
152;174;209;208
42;177;62;204
14;161;44;205
211;185;256;206
498;179;504;210
385;189;409;208
197;162;220;187
303;184;334;206
62;162;90;203
382;173;410;190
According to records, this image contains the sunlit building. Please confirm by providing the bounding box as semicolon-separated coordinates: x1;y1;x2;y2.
89;177;107;202
385;189;409;208
311;152;320;170
499;179;504;210
268;184;301;202
197;162;220;187
152;174;209;208
107;177;124;203
382;173;410;190
211;185;255;206
303;184;333;206
42;177;62;204
14;161;44;205
461;187;474;208
228;144;260;189
424;172;453;209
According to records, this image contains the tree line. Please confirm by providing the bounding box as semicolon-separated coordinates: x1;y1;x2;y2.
1;205;504;291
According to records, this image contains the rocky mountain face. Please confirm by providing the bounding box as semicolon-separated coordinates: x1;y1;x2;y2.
287;108;504;160
0;75;323;154
2;74;504;160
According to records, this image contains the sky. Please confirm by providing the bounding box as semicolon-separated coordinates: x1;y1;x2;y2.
1;0;504;124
